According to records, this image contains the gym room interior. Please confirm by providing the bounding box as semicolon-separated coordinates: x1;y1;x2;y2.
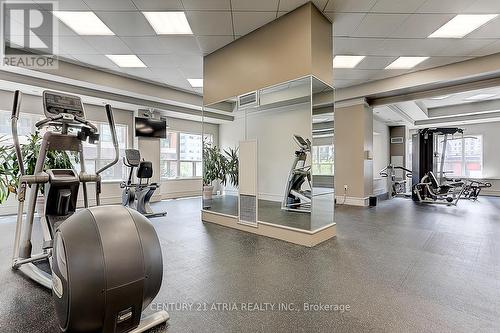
0;0;500;332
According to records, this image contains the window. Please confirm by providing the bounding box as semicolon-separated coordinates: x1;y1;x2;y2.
82;123;128;181
437;135;483;178
312;145;334;176
0;110;128;181
0;110;43;146
160;131;213;179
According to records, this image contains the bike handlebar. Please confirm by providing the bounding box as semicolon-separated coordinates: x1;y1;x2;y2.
96;104;119;175
11;90;25;176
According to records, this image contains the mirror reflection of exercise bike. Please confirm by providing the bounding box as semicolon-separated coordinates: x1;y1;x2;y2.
10;90;168;332
282;135;312;213
121;149;167;218
379;164;412;199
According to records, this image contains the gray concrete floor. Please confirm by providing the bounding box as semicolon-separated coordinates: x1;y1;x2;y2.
1;196;500;332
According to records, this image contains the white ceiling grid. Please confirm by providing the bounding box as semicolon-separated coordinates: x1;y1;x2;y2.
17;0;500;92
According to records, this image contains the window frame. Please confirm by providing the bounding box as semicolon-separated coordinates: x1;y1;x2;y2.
437;134;484;178
160;131;213;180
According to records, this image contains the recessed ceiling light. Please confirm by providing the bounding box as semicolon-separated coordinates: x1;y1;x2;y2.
188;79;203;88
53;11;114;35
431;95;451;100
106;55;146;68
333;55;365;68
385;57;429;69
464;93;497;101
143;12;193;35
428;14;498;38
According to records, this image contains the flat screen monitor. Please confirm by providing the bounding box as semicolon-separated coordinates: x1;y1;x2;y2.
135;117;167;138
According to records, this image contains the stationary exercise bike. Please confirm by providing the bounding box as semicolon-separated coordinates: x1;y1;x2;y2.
282;135;312;213
10;90;169;332
121;149;167;218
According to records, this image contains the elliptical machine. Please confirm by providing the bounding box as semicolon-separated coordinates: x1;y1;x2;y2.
10;90;169;333
282;135;312;212
121;149;167;218
379;164;412;199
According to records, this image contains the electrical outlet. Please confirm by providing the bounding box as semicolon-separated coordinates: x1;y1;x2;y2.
344;185;348;191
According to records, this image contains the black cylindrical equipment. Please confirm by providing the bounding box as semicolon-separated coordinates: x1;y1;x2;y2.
52;205;163;333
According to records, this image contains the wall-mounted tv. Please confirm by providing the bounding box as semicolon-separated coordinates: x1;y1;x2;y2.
135;117;167;138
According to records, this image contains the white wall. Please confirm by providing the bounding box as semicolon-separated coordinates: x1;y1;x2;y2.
219;103;311;201
373;119;390;195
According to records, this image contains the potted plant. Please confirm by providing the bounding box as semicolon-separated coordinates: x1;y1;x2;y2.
222;147;239;188
0;137;17;204
202;144;225;203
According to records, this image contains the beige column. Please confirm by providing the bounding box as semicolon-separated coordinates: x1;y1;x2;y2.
334;102;373;206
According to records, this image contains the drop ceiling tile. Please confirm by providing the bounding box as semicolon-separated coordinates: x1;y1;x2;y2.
433;39;496;56
463;0;500;13
97;12;156;37
178;65;203;78
122;36;177;54
334;37;388;56
197;36;234;55
379;38;455;56
58;36;99;55
326;13;365;37
169;53;203;67
231;0;279;11
82;36;132;53
466;16;500;38
371;0;427;13
185;11;233;36
390;14;455;38
181;0;231;10
416;0;475;13
120;68;155;78
371;69;409;80
325;0;377;12
158;36;201;54
83;0;137;11
356;56;397;70
412;56;472;70
72;54;119;70
233;12;276;36
35;0;90;10
139;54;179;68
472;40;500;56
278;0;328;11
131;0;183;10
333;69;380;80
353;14;410;38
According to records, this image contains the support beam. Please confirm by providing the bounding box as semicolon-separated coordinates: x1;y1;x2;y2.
428;99;500;118
0;67;234;121
336;53;500;105
415;110;500;126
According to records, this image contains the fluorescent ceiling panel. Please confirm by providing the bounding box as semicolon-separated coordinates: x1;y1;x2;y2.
53;11;114;35
333;55;365;68
464;93;497;101
431;95;451;100
428;14;498;38
187;79;203;88
143;12;193;35
385;57;429;69
106;55;147;67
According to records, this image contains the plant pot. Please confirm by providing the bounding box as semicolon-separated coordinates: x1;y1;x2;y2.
202;185;214;208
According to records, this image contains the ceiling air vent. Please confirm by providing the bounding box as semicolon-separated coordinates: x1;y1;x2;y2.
237;91;259;110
